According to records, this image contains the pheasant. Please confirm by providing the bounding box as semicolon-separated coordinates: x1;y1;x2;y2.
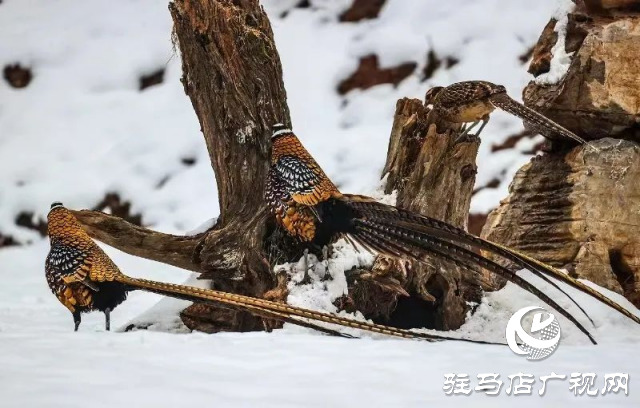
265;123;640;344
424;80;588;145
45;202;504;344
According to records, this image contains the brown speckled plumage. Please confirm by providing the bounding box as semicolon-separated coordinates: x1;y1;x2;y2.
424;80;587;144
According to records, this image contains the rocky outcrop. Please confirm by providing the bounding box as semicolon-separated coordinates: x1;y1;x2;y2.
524;4;640;141
483;1;640;309
3;64;32;88
483;138;640;307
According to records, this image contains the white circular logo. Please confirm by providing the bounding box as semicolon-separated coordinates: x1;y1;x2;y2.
505;306;561;361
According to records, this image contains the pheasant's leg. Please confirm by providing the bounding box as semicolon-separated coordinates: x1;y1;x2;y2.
105;308;111;331
473;115;490;138
300;248;311;284
456;121;480;142
73;311;81;332
321;245;332;281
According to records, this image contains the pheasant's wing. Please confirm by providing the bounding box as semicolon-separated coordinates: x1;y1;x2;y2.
272;155;339;206
86;246;122;283
437;81;495;108
47;244;98;291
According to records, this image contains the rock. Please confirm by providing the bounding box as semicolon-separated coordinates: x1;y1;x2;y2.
3;64;32;88
139;68;165;91
92;193;143;226
482;139;640;307
527;18;558;76
575;0;640;14
339;0;386;22
524;11;640;142
337;55;416;95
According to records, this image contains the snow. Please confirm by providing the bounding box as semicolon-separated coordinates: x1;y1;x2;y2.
279;239;374;317
1;0;639;406
2;240;639;406
274;242;640;344
186;217;218;236
534;0;576;85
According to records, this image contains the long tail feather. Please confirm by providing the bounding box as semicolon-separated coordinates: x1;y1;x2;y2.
120;276;352;338
393;208;638;325
348;199;639;326
489;93;587;145
352;201;590;318
354;220;597;344
117;276;502;345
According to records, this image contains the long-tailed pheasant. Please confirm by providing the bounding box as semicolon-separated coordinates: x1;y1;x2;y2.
424;80;587;144
265;123;640;344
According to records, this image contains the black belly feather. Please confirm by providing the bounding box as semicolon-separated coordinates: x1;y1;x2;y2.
91;281;129;312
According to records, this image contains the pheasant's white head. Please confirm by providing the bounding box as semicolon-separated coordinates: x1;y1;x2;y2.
271;123;292;139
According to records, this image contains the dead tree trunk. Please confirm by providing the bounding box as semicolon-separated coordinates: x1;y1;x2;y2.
482;1;640;307
77;0;292;333
167;0;292;331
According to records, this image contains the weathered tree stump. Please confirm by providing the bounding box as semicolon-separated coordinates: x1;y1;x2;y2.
343;98;483;331
482;2;640;308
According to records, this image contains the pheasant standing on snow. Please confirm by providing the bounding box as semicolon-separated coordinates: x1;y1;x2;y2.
424;80;588;144
45;202;499;343
265;123;640;344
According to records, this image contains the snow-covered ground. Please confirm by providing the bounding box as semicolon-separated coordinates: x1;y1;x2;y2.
2;239;639;406
1;0;638;406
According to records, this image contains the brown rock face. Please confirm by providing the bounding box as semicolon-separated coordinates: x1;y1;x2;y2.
3;64;32;88
337;55;416;95
92;193;142;226
339;0;386;22
139;68;165;91
576;0;640;14
482;139;640;307
524;12;640;142
527;19;558;76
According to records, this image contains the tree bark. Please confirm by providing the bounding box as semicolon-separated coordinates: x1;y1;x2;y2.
168;0;295;331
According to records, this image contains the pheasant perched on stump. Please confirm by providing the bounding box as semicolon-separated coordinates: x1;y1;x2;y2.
265;123;640;344
424;80;588;145
46;202;501;343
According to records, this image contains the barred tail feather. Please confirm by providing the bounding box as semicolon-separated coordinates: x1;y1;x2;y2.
353;220;597;344
119;276;352;338
392;209;639;326
489;93;587;145
346;198;639;326
117;276;502;345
